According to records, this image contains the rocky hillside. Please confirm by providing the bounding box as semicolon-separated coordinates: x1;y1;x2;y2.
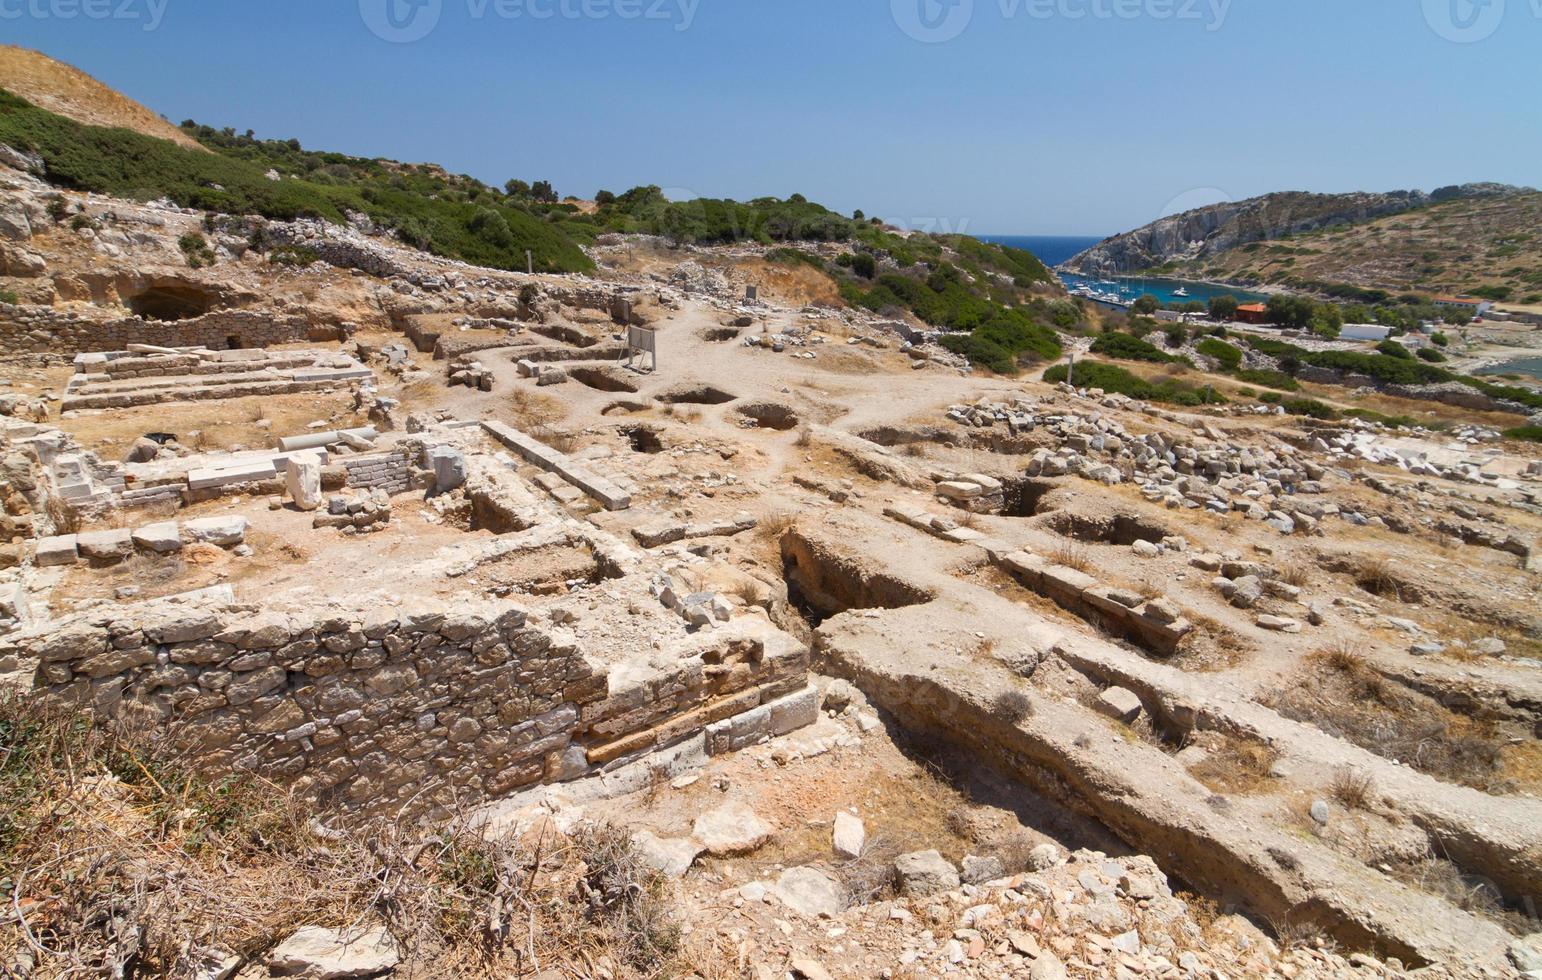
1065;184;1540;302
0;45;202;151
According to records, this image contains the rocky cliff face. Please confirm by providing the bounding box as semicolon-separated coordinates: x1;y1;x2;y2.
1064;184;1530;275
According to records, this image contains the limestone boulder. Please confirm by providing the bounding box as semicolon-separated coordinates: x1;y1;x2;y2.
692;800;772;856
183;515;249;547
895;850;960;897
773;866;848;918
631;830;703;878
832;811;865;859
76;528;133;562
267;925;399;979
131;521;183;554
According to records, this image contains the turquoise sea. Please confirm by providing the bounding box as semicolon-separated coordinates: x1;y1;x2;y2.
978;234;1267;309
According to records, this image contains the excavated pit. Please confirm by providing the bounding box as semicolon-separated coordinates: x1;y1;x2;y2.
857;425;965;449
619;424;664;454
1043;510;1169;546
600;399;651;416
660;385;737;406
476;544;620;596
568;366;639;393
737;401;800;431
780;529;934;627
1001;478;1060;517
127;284;219;322
528;323;598;348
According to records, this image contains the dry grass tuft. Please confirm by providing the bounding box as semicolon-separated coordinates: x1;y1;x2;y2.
1329;765;1375;809
1276;561;1312;588
1187;737;1280;796
1354;557;1401;598
794;424;813;448
991;689;1034;725
0;695;687;978
1048;537;1092;573
754;511;796;542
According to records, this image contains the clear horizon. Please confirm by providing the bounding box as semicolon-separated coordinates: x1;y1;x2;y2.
4;1;1539;236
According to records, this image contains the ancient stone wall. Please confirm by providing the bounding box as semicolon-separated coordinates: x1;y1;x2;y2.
0;307;316;355
28;596;811;814
341;451;413;494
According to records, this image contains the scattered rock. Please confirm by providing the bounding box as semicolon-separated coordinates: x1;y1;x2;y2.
773;866;848;918
832;811;865;859
267;925;399;979
692;800;772;856
895;850;960;897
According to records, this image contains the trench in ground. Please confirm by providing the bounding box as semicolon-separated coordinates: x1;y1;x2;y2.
1042;510;1170;546
779;530;933;628
659;385;737;406
568;366;640;393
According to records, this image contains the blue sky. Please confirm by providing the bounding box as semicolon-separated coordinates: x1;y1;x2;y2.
4;0;1539;234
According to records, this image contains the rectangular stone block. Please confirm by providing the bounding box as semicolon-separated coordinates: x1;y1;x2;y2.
36;534;79;567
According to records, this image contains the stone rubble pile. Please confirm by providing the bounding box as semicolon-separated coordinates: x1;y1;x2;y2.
36;515;249;568
447;355;494;391
312;489;393;534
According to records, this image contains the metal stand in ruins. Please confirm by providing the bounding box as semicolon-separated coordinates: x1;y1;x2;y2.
625;325;657;373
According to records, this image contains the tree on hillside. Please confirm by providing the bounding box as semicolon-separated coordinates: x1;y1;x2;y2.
1267;294;1316;330
1209;294;1239;320
1132;295;1159;315
504;179;531;198
531;180;558;203
594;189;616;206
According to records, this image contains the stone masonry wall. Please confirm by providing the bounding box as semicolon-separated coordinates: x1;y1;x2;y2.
0;307;315;355
28;596;811;814
341;451;413;494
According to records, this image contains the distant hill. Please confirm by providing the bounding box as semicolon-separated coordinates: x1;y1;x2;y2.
1065;185;1542;304
0;45;204;151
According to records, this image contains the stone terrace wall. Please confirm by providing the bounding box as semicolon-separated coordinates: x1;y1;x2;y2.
27;595;810;814
0;307;318;355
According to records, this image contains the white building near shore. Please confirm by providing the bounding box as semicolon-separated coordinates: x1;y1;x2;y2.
1340;323;1392;341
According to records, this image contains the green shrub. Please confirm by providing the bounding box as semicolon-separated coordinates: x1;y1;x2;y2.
1090;331;1177;363
267;244;319;267
0;288;16;305
0;87;594;273
1196;337;1242;370
1282;398;1339;420
1376;340;1413;360
1237;387;1257;398
1430;332;1449;347
1416;347;1446;363
1259;391;1283;404
850;252;876;279
177;232;215;269
1044;359;1223;404
1233;368;1300;392
766;247;825;270
1504;426;1542;443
